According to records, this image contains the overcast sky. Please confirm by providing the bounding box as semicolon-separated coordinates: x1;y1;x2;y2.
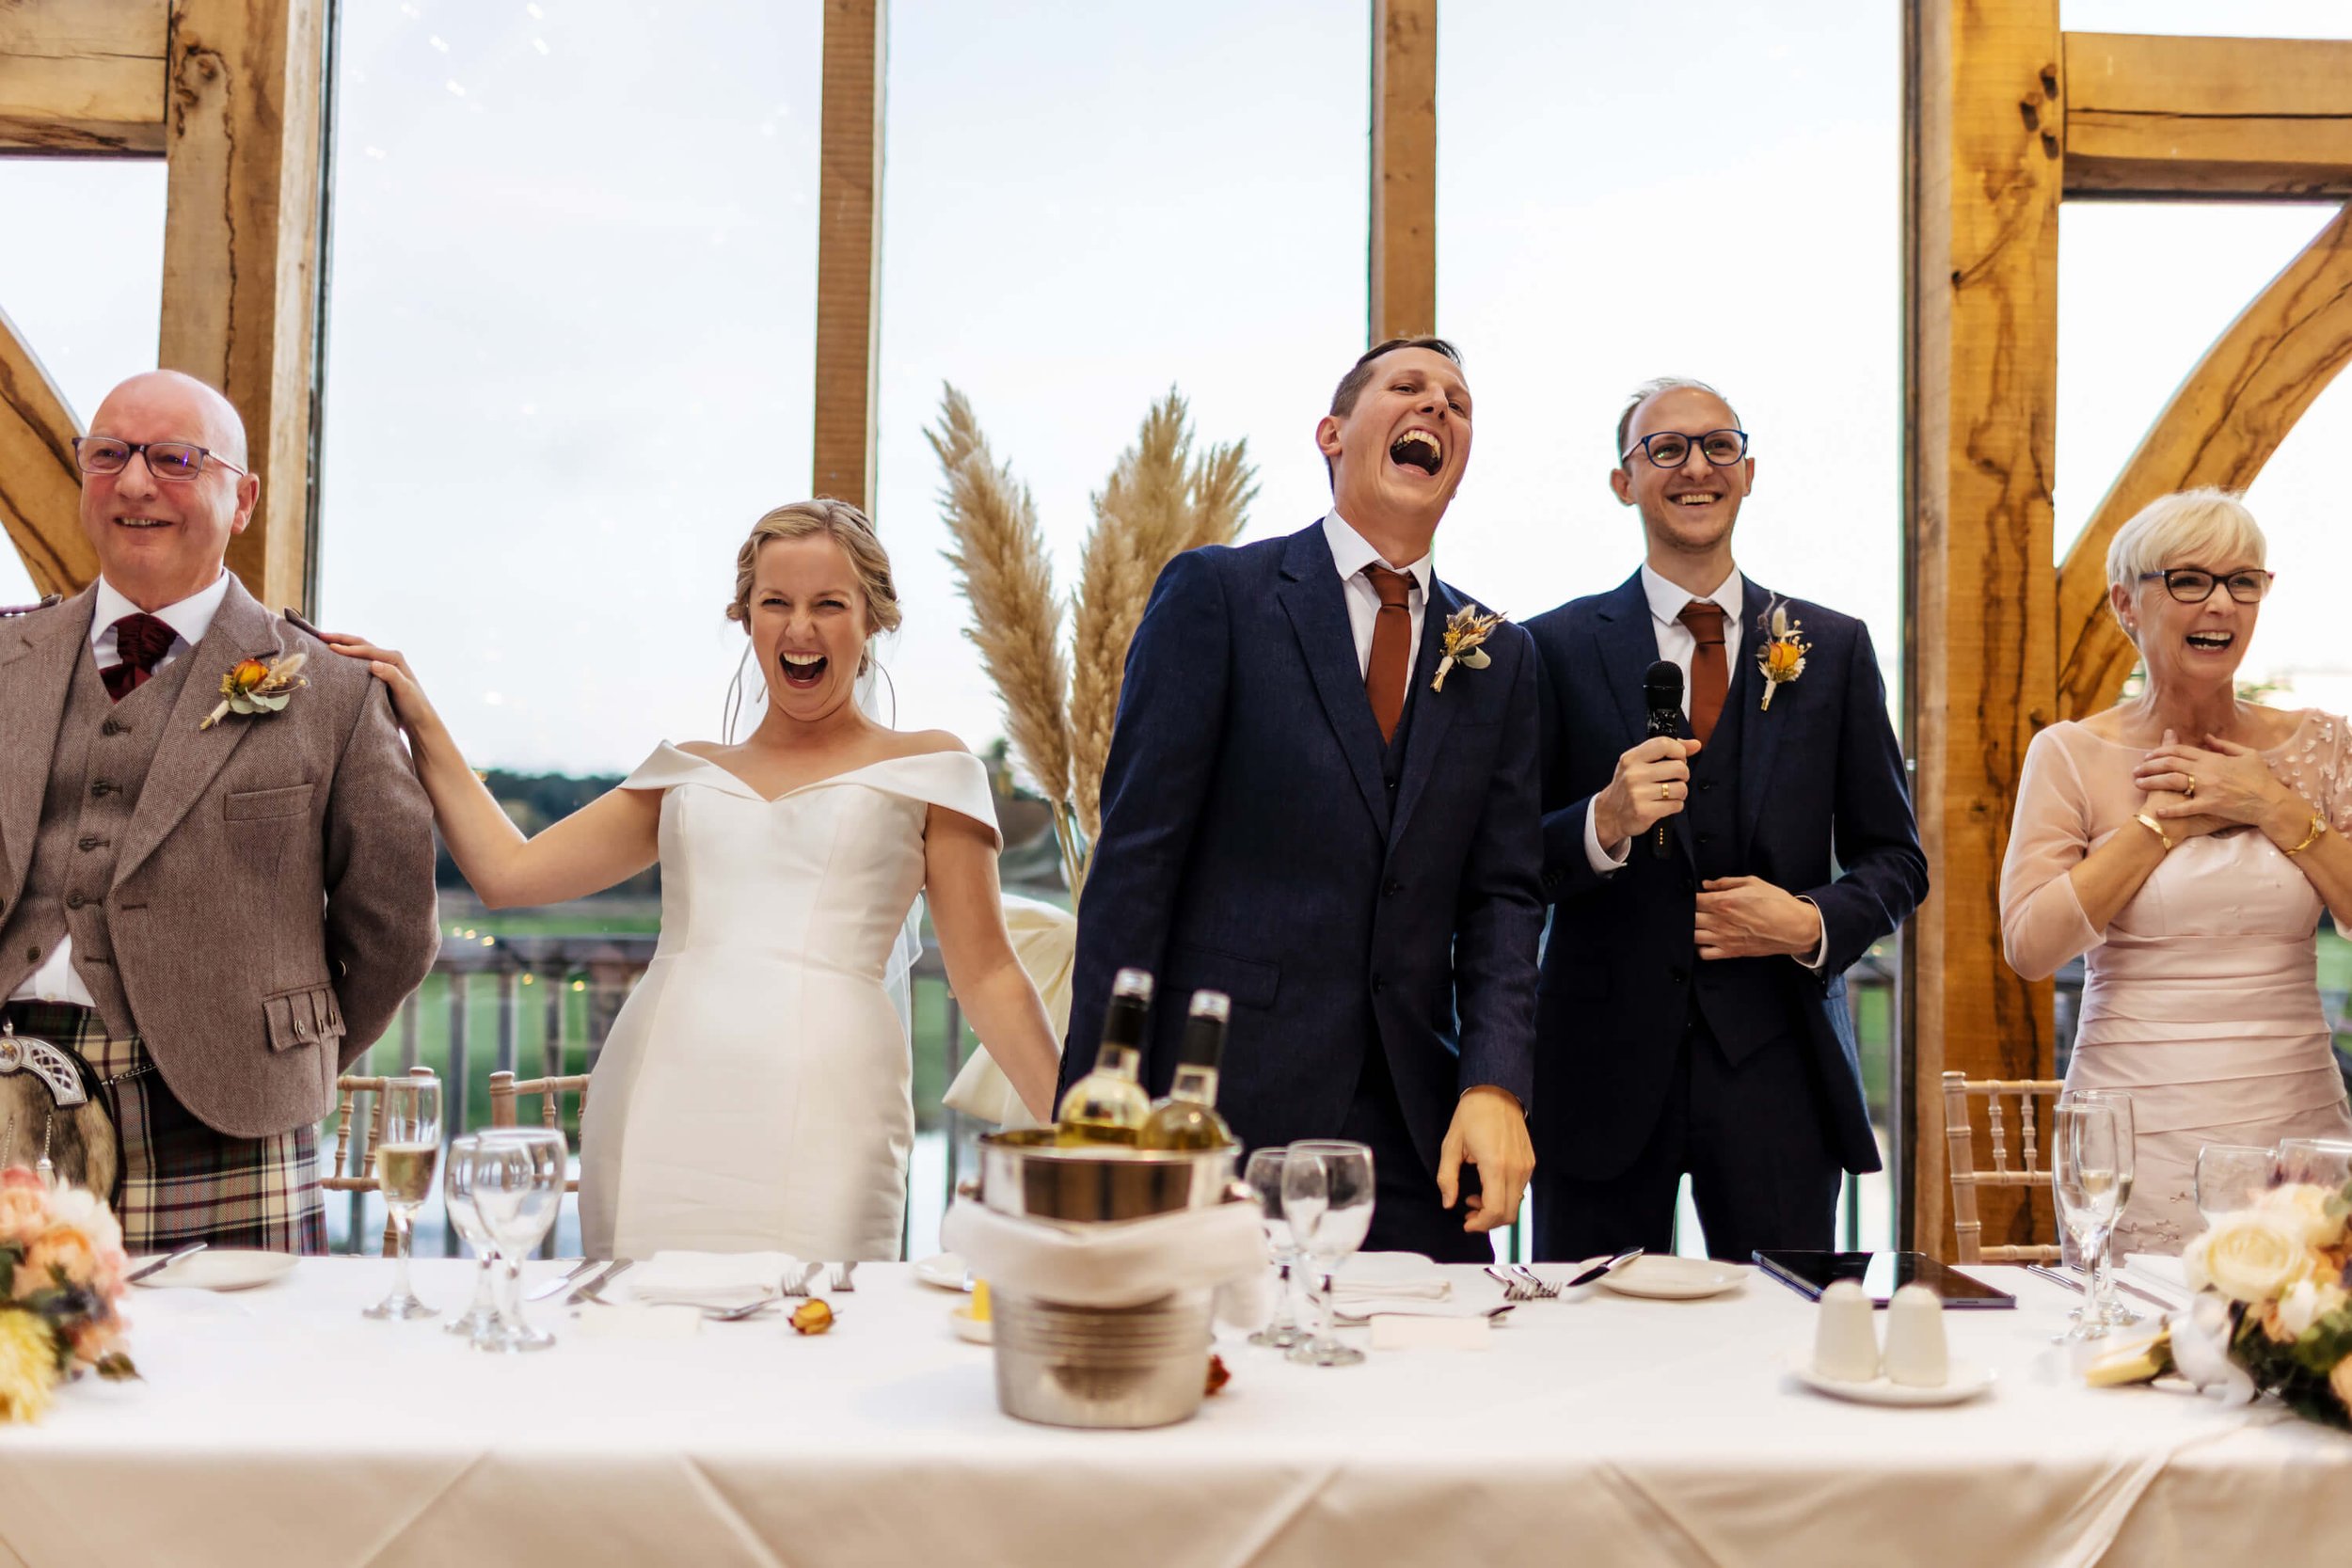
6;0;2352;773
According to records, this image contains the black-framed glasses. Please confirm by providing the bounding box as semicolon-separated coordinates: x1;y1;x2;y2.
72;436;247;483
2137;567;2272;605
1620;429;1748;469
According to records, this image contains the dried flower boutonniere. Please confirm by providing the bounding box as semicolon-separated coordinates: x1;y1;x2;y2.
1432;604;1506;692
199;651;308;730
1756;598;1809;712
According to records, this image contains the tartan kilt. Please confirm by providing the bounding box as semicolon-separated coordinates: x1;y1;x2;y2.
1;1002;325;1254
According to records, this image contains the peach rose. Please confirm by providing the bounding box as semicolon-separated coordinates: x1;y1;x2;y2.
18;1226;98;1296
1764;641;1804;677
230;657;270;690
2183;1209;2318;1304
0;1184;47;1247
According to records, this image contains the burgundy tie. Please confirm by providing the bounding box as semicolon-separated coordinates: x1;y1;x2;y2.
1677;600;1727;745
102;613;177;702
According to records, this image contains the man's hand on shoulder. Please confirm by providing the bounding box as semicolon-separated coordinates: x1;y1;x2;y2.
1693;876;1822;961
1590;736;1704;847
1438;1085;1534;1234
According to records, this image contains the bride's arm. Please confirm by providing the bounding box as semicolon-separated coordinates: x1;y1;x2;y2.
924;805;1060;1121
321;633;660;908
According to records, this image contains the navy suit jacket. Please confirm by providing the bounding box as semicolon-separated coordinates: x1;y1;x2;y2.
1528;572;1927;1181
1062;522;1545;1178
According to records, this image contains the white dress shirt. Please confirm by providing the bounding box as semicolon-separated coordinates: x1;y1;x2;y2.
1322;512;1432;679
1581;563;1827;967
8;570;231;1008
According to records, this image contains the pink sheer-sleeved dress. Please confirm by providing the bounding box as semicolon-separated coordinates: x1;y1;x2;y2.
2000;711;2352;1254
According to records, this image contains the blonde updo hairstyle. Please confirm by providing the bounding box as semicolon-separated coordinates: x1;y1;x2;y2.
726;499;902;674
2105;487;2267;646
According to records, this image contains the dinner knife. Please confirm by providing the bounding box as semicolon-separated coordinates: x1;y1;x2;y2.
2060;1263;2185;1314
565;1259;632;1307
2024;1263;2084;1293
525;1258;600;1303
124;1242;208;1284
1563;1247;1644;1288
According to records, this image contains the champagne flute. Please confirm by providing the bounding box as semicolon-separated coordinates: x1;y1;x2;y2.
440;1134;501;1343
360;1069;441;1321
2275;1137;2352;1191
462;1128;566;1353
1283;1139;1375;1368
2060;1089;2138;1326
2052;1101;2123;1341
2194;1143;2276;1226
1244;1146;1306;1349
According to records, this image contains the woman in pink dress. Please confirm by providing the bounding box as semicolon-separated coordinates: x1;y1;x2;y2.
2001;488;2352;1254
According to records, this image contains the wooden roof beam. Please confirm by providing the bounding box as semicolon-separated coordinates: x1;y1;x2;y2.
2064;31;2352;201
1370;0;1436;342
811;0;884;515
0;303;96;596
0;0;170;156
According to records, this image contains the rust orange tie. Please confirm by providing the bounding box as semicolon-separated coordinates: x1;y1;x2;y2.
1364;565;1415;744
1677;599;1727;746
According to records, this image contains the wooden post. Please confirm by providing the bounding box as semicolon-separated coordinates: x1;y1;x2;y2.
1903;0;2062;1258
1369;0;1437;342
158;0;328;611
812;0;885;514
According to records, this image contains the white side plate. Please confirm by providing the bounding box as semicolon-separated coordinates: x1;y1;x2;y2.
1789;1358;1996;1407
1596;1255;1748;1300
913;1252;972;1292
948;1304;993;1344
130;1250;297;1291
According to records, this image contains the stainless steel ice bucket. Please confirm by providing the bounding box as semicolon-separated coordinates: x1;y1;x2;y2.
972;1131;1241;1429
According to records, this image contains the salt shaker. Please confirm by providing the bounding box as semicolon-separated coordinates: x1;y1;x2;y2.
1812;1279;1881;1383
1882;1283;1949;1387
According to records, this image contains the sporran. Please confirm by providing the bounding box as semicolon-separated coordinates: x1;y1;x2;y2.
0;1020;121;1204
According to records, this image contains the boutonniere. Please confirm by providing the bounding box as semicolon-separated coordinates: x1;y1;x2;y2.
199;652;308;730
1756;598;1809;712
1432;604;1506;691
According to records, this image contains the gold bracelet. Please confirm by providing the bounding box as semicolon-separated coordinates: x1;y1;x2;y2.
2281;814;2330;857
2133;812;2173;853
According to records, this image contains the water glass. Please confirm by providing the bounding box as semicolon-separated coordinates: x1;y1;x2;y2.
2052;1100;2125;1341
453;1129;567;1353
1282;1139;1375;1368
1244;1147;1306;1349
440;1134;502;1343
360;1069;441;1322
2060;1089;2138;1327
2194;1143;2276;1226
2275;1138;2352;1192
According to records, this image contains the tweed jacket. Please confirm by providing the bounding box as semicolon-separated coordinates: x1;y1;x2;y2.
0;578;439;1139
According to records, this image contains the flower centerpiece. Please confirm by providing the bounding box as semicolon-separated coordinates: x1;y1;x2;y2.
0;1167;138;1422
2087;1177;2352;1429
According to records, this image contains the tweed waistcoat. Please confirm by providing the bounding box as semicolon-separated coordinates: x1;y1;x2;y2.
0;642;199;1036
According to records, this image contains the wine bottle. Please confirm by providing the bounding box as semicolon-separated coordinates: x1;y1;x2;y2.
1139;990;1234;1150
1056;968;1154;1147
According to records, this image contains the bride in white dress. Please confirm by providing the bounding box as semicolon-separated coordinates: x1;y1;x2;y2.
326;500;1062;1259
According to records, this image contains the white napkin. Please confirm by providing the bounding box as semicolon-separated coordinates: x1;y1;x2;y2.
943;1199;1271;1328
941;895;1072;1129
1332;1277;1450;1302
625;1251;798;1307
1334;1296;1498;1323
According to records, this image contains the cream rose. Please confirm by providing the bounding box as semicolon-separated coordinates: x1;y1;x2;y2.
2276;1278;2350;1340
2183;1210;2318;1304
2253;1182;2347;1250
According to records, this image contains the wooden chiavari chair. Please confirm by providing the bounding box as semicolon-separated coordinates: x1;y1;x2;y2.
1941;1070;2066;1263
486;1069;588;1194
326;1066;437;1256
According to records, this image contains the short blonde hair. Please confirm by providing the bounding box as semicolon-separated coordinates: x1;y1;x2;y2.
2106;487;2266;594
726;499;903;665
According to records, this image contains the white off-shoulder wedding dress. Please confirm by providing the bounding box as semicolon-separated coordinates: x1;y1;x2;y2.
576;743;999;1260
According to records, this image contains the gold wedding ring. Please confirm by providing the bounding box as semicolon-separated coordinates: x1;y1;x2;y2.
1659;783;1672;801
2183;774;2197;800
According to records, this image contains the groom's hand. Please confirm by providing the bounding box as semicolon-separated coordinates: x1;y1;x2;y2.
1693;876;1821;960
1590;736;1705;847
1438;1086;1534;1232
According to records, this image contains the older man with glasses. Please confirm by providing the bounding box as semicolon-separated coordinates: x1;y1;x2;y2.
0;370;437;1253
1523;375;1927;1265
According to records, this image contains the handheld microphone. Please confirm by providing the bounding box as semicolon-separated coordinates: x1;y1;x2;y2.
1643;660;1683;861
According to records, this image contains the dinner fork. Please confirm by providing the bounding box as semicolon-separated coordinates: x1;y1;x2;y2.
1507;1263;1563;1299
1484;1264;1541;1303
781;1262;824;1297
828;1261;859;1293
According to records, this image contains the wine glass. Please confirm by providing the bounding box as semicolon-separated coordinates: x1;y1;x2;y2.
2194;1143;2276;1226
2052;1101;2125;1340
1244;1147;1305;1349
1282;1139;1375;1368
457;1129;566;1353
2060;1089;2138;1327
439;1134;501;1343
2275;1137;2352;1191
360;1070;441;1321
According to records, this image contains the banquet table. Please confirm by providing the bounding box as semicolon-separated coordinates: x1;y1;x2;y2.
4;1257;2349;1567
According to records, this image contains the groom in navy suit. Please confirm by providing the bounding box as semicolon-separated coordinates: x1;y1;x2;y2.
1527;378;1927;1263
1064;338;1542;1262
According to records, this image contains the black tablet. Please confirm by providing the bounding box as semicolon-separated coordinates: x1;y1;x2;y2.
1753;1249;2016;1309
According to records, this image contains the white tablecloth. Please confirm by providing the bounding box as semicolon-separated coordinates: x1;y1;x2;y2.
3;1259;2347;1566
